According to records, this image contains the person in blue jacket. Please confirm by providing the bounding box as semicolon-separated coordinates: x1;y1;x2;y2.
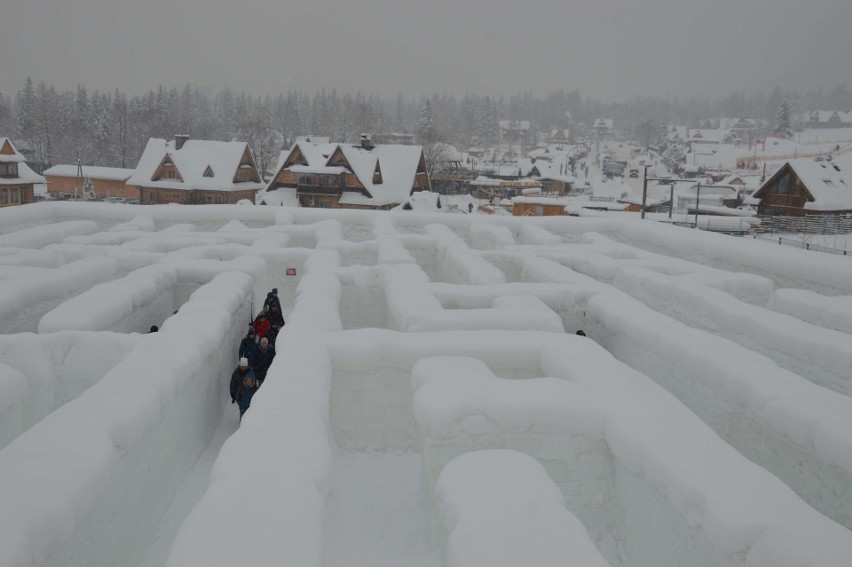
235;372;258;420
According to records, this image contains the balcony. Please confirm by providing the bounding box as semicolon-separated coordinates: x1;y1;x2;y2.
297;184;343;196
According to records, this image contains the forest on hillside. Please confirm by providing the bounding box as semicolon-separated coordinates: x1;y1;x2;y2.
1;78;850;174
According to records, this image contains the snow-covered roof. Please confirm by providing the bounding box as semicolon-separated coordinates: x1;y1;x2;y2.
721;174;763;191
391;190;443;212
532;162;576;183
259;186;300;207
685;144;740;170
126;138;265;192
43;165;135;181
0;161;46;185
269;140;425;207
688;129;728;143
591;178;635;199
786;158;852;211
0;138;26;163
800;110;852;124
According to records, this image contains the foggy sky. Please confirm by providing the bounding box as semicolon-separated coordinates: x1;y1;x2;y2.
2;0;851;100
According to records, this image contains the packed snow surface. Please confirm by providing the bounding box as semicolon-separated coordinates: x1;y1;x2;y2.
0;201;851;567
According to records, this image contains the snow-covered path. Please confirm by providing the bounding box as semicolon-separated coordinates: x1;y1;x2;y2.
138;398;239;567
324;452;440;567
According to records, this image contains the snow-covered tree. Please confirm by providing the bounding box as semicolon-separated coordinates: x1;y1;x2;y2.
774;98;792;138
417;99;434;144
15;77;36;140
477;96;499;149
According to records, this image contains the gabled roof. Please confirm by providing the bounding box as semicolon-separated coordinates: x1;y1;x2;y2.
268;140;426;207
0;138;26;163
755;158;852;211
127;138;265;192
790;158;852;211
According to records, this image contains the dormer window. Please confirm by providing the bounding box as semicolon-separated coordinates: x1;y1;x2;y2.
204;166;214;178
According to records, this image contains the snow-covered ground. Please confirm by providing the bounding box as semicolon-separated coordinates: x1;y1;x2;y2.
1;201;851;567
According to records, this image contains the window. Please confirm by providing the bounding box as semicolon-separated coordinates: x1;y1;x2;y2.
0;189;7;204
9;187;20;204
0;163;17;177
774;173;790;194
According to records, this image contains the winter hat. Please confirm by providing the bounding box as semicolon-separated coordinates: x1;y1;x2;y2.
239;357;249;367
248;327;256;335
260;337;268;346
271;288;278;294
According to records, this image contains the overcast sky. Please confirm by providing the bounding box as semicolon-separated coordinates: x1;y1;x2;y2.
2;0;850;101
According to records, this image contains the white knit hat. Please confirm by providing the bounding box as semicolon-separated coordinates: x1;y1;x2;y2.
239;357;249;366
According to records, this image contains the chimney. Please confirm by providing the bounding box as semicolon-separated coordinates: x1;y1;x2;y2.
360;133;374;151
175;134;190;150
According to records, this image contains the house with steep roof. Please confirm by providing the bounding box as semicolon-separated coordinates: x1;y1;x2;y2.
262;135;430;209
127;136;265;205
0;137;45;207
752;158;852;217
799;111;852;129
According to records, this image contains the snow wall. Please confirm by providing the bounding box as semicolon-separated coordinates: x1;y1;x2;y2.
0;272;253;567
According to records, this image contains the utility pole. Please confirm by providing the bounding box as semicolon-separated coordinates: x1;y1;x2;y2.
669;182;675;220
641;164;649;219
75;156;82;201
694;181;701;228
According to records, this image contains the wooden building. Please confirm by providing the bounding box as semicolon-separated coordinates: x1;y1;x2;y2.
0;137;44;207
43;165;137;201
512;196;569;217
262;135;431;209
127;136;264;205
752;158;852;217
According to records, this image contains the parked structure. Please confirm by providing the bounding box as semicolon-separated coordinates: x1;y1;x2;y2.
752;158;852;217
43;165;136;201
0;138;44;207
263;135;430;209
127;136;264;205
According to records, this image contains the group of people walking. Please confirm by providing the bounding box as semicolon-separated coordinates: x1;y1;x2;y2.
229;288;285;420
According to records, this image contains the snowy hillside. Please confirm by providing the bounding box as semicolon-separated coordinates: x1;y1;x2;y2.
1;202;851;567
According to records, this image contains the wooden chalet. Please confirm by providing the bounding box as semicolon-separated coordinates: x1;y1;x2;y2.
0;137;44;207
800;111;852;129
262;135;431;210
43;165;137;201
752;158;852;217
127;136;264;205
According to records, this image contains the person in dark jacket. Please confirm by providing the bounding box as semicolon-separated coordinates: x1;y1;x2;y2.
268;303;285;329
230;357;253;404
264;288;282;313
252;337;276;385
235;373;258;420
239;327;257;362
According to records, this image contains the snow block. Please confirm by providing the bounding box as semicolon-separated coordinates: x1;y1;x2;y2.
0;272;253;567
435;449;612;567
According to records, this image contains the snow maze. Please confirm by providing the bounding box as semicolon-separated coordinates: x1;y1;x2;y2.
1;202;852;567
